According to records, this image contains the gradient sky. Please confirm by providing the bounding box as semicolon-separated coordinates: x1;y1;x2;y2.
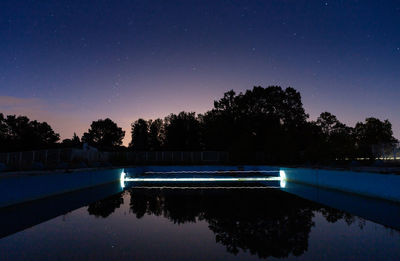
1;0;399;145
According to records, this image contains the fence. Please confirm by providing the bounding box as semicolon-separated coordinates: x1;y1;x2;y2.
0;149;229;171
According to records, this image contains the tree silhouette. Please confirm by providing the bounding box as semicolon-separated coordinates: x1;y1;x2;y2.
200;86;309;163
148;119;164;150
82;118;125;150
0;113;60;151
129;118;164;151
129;119;149;150
354;117;397;159
316;112;355;161
61;133;82;148
2;85;398;164
316;112;342;135
200;90;237;150
123;85;397;163
0;113;8;150
163;112;202;150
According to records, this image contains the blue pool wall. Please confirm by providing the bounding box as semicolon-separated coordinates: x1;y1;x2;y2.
0;182;123;239
0;165;279;208
2;165;400;208
281;167;400;203
0;168;123;208
127;165;400;202
281;182;400;230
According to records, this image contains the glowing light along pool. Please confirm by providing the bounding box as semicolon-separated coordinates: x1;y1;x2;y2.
120;170;287;188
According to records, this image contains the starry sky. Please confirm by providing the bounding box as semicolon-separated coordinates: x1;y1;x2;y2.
1;0;399;145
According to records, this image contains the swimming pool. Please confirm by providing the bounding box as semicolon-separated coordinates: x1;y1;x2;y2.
1;171;400;260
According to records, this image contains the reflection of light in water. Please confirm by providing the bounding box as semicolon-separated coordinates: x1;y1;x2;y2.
280;170;286;188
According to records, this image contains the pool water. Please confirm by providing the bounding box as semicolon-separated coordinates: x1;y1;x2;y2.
1;182;400;260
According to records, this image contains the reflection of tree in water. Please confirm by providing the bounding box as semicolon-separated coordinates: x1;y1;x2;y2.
129;188;364;259
129;189;204;223
203;190;315;259
130;188;337;258
87;193;124;218
319;206;365;229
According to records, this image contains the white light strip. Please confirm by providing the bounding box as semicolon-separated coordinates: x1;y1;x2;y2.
120;171;126;189
129;186;280;189
124;177;281;182
144;170;279;174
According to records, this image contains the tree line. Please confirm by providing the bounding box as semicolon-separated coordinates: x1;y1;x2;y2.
0;86;397;163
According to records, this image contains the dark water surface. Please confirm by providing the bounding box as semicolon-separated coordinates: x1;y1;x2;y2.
1;182;400;260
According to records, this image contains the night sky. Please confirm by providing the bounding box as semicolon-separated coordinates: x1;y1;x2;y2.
1;0;399;145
